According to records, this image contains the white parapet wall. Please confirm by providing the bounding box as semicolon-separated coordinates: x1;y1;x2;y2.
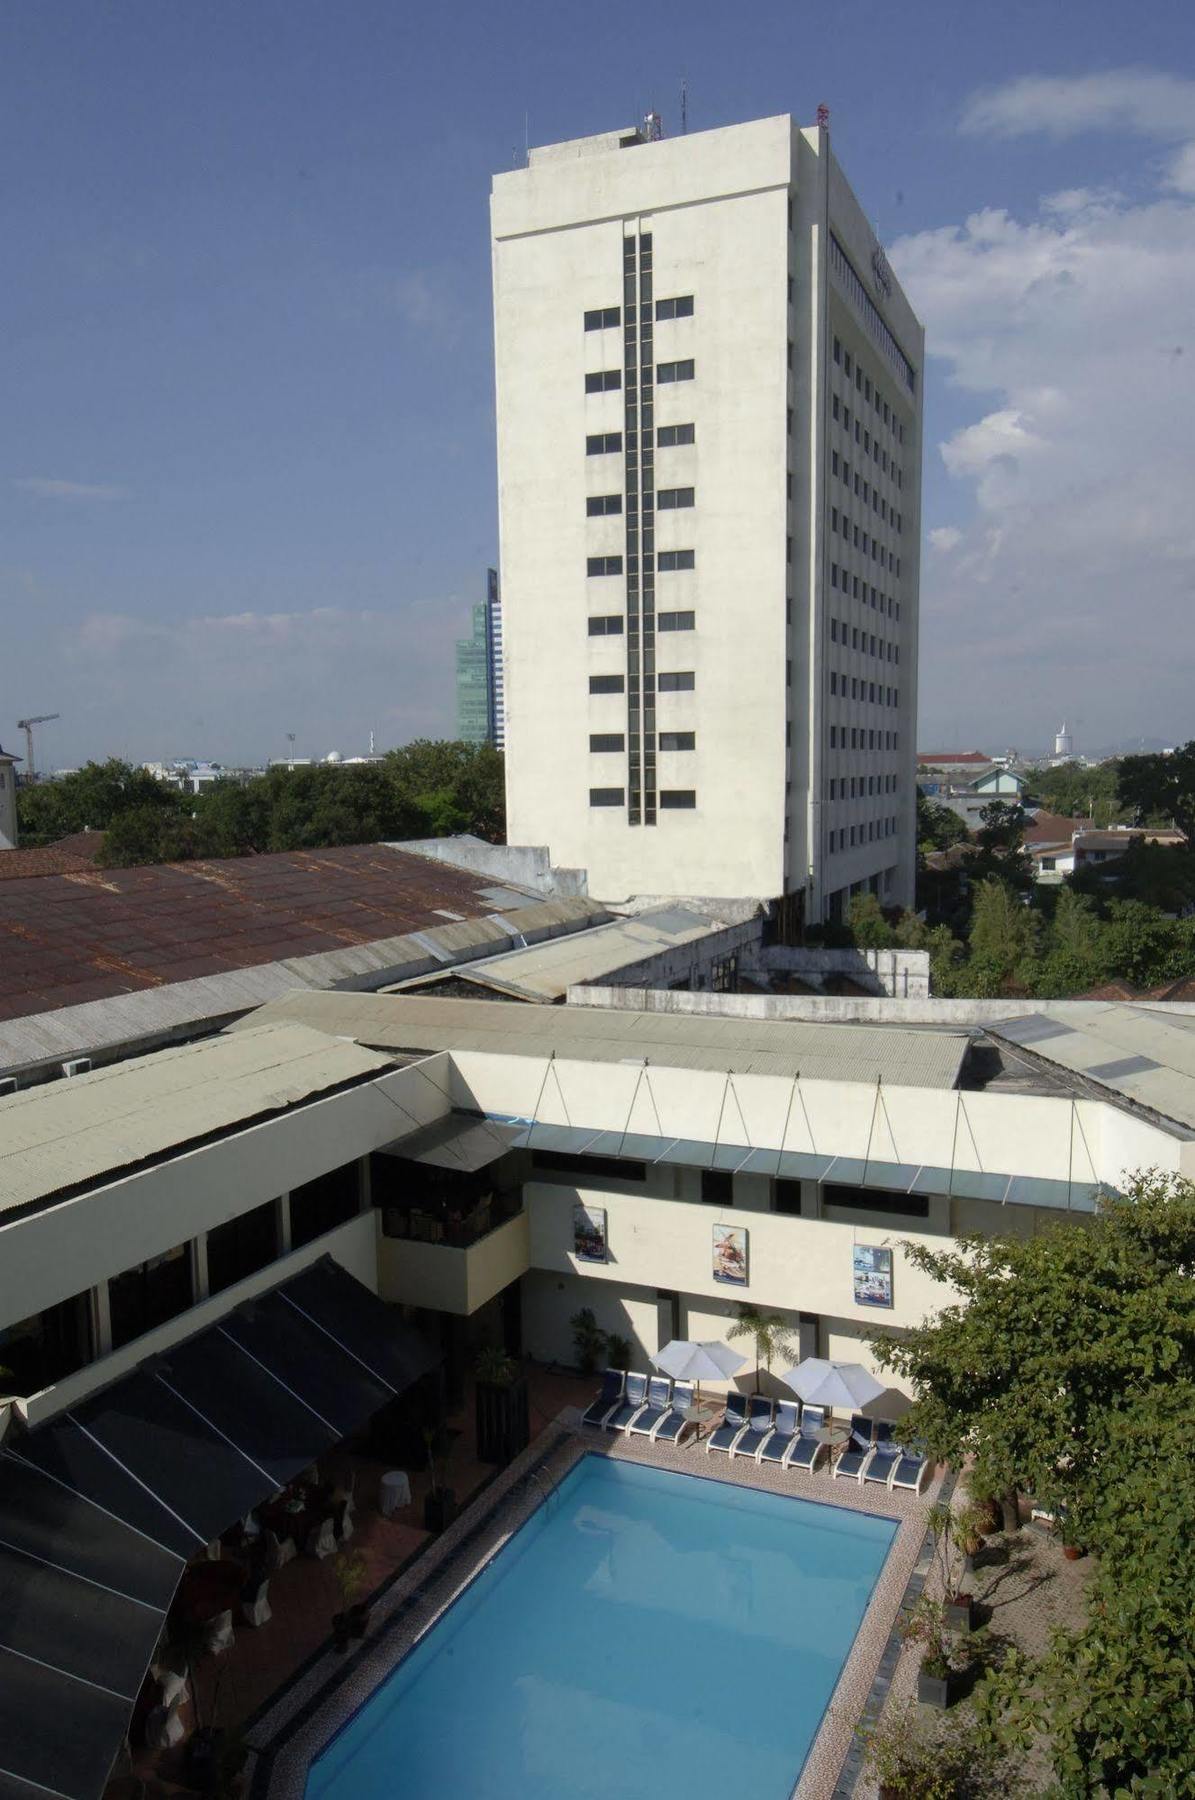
569;988;1195;1026
749;945;931;998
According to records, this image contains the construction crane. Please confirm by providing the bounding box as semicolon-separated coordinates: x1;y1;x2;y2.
16;714;60;782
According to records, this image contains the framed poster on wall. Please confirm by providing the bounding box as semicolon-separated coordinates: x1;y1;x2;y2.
853;1244;893;1309
573;1204;608;1263
712;1224;748;1286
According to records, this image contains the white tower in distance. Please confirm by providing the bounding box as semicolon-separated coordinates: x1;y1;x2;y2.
0;743;20;852
1054;722;1074;760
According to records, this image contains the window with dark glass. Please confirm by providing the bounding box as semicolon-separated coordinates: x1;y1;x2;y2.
586;493;623;516
0;1291;93;1393
588;614;624;635
659;730;695;750
658;487;694;509
657;359;694;383
590;732;625;752
590;673;624;694
701;1169;734;1205
657;549;695;571
590;787;624;806
657;671;694;691
531;1150;645;1183
587;555;624;576
657;423;695;446
823;1183;930;1219
658;610;695;631
584;306;621;330
660;789;696;808
108;1244;193;1351
206;1200;279;1296
655;295;694;319
586;432;623;455
585;369;621;393
289;1162;361;1249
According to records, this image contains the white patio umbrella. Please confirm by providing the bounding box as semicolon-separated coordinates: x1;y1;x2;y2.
652;1339;746;1409
779;1357;886;1414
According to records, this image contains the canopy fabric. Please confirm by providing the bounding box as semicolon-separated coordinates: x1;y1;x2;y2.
651;1340;746;1383
780;1358;886;1411
0;1257;438;1799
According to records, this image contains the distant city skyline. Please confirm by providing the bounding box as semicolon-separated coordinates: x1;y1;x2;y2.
4;2;1193;766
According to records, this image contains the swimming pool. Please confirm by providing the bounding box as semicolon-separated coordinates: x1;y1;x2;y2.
307;1455;897;1800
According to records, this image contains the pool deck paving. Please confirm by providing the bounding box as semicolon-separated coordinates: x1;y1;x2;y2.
252;1409;944;1800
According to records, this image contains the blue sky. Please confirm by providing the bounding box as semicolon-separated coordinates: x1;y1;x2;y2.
4;0;1194;767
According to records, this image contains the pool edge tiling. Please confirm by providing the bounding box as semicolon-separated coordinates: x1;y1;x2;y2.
256;1421;938;1800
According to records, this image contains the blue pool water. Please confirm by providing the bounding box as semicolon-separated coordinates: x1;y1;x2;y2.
307;1456;896;1800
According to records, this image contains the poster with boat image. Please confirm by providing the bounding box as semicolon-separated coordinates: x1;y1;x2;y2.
573;1204;608;1263
852;1244;893;1308
712;1224;748;1286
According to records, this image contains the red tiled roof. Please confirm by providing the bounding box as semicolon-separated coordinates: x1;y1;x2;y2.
1024;811;1091;848
917;751;992;765
0;843;515;1021
0;847;97;881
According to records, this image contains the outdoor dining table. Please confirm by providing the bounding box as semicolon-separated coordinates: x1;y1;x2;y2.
816;1421;855;1460
681;1399;719;1441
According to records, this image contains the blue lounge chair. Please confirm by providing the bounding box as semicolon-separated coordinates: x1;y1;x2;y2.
888;1445;929;1493
862;1423;900;1485
729;1395;776;1460
604;1370;649;1433
581;1368;625;1429
627;1375;673;1438
705;1391;750;1455
758;1400;801;1466
832;1415;875;1482
651;1379;695;1445
786;1404;827;1472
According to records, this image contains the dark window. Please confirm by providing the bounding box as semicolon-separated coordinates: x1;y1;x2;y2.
108;1245;193;1352
657;549;695;571
657;359;695;383
587;555;623;576
586;493;623;516
658;487;694;509
658;610;695;631
589;787;624;806
0;1291;93;1393
588;614;624;635
590;732;625;752
660;789;696;808
655;295;694;319
774;1179;803;1215
531;1150;645;1182
290;1163;361;1249
657;671;694;692
657;423;695;446
585;369;621;393
206;1200;279;1297
584;306;620;330
586;432;623;455
833;337;841;365
659;730;695;750
701;1169;734;1205
823;1183;930;1219
589;673;624;694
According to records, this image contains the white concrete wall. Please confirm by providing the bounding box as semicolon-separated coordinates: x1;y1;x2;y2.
521;1267;660;1369
751;945;931;998
378;1210;530;1317
0;1055;452;1326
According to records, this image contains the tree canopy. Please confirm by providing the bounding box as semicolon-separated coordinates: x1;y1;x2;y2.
870;1172;1195;1791
1117;739;1195;842
16;744;506;867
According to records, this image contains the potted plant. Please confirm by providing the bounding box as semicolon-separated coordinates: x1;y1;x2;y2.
925;1503;975;1632
422;1422;457;1533
474;1346;530;1466
603;1331;632;1371
570;1307;606;1375
725;1305;800;1393
898;1598;957;1710
332;1549;370;1649
860;1702;954;1799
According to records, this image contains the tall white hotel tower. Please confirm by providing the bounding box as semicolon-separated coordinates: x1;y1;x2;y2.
491;113;923;921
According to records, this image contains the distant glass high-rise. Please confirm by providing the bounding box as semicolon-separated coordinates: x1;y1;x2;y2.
455;569;505;747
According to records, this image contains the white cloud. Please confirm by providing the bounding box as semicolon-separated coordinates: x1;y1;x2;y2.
928;526;962;554
960;69;1195;142
15;477;130;502
892;75;1195;747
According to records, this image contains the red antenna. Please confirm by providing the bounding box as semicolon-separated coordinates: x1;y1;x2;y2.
816;103;830;130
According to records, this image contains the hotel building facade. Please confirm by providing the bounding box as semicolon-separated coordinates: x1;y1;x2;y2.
492;114;923;919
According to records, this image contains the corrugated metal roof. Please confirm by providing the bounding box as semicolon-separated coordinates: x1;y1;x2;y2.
0;895;608;1076
230;992;970;1088
0;1022;396;1218
989;1004;1195;1130
411;904;719;1002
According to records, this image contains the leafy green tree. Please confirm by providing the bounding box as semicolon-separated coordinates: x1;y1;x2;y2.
916;792;970;855
965;879;1039;991
846;893;894;948
725;1305;800;1394
97;804;195;867
1118;740;1195;841
17;759;183;845
1024;758;1123;824
968;802;1034;891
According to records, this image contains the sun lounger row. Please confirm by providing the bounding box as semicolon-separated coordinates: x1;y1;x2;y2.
582;1369;695;1445
707;1393;929;1491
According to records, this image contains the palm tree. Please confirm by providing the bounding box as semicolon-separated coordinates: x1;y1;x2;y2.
726;1306;800;1395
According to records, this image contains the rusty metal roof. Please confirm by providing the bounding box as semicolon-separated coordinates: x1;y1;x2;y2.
0;844;540;1021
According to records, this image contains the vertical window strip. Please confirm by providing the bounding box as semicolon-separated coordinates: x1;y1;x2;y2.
638;229;657;825
623;234;642;824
